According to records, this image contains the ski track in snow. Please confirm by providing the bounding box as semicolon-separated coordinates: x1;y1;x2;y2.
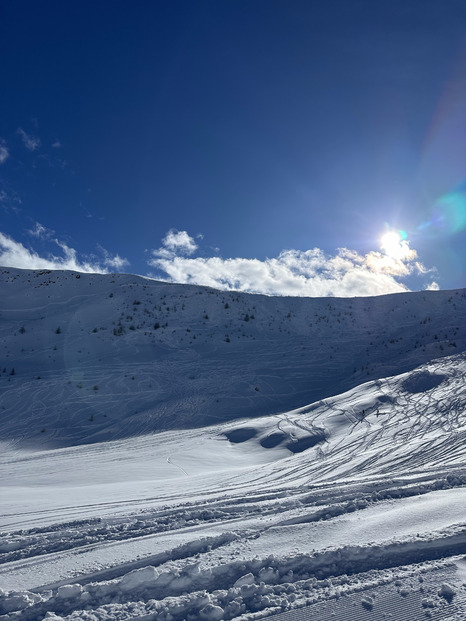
0;269;466;619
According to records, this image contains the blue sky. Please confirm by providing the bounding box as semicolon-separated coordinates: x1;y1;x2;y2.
1;0;466;296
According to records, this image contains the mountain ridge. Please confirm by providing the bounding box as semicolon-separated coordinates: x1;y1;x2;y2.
1;266;465;447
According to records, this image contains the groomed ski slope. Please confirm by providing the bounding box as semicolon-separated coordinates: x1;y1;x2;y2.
0;269;466;619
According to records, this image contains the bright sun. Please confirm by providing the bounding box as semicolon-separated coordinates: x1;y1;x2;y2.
379;230;414;261
380;231;402;258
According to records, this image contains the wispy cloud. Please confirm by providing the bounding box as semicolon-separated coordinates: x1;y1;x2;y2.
0;138;9;164
104;253;130;270
51;140;62;148
17;127;41;152
148;230;436;297
0;183;22;213
97;245;130;270
27;222;54;239
0;231;128;274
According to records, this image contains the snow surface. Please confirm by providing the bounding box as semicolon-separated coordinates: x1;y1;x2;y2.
0;268;466;620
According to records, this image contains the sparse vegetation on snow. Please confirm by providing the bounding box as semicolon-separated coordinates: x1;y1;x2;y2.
0;268;465;619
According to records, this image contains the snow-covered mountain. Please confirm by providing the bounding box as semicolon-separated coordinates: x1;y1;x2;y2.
1;267;466;446
1;268;466;620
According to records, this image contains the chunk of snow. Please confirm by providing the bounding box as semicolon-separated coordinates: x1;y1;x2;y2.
56;584;83;599
361;596;374;610
259;567;279;584
199;603;224;620
119;566;158;592
234;572;255;588
0;591;35;613
421;597;436;608
438;582;456;600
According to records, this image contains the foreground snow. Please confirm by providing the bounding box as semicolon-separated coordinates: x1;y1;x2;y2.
1;354;466;619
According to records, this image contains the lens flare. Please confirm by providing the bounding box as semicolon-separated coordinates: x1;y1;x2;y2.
418;47;466;239
433;189;466;234
418;185;466;237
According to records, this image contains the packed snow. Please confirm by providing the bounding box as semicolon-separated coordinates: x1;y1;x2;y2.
0;268;465;619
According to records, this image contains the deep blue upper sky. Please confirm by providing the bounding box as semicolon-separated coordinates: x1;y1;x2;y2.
1;0;466;295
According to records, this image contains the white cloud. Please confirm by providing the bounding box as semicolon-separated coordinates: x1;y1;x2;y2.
0;226;436;297
0;138;9;164
104;254;130;270
426;281;440;291
365;250;412;277
414;261;431;275
380;233;416;262
152;229;198;259
17;127;41;151
148;231;434;297
0;231;128;274
97;245;130;270
51;140;62;148
27;222;54;239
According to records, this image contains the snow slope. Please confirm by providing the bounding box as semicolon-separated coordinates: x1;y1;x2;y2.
0;268;466;619
1;267;466;446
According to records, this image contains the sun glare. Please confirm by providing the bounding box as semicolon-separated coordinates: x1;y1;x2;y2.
380;230;411;260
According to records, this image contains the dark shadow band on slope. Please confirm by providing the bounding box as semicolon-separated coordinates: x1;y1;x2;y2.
224;428;257;443
402;371;447;394
378;394;396;404
286;429;328;453
260;432;287;448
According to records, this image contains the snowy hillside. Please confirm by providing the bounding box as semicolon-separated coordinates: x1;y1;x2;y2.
1;268;466;620
1;267;466;446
